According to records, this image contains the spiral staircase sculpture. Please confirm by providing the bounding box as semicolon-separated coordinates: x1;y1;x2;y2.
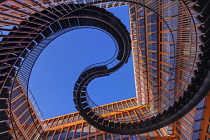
0;0;209;139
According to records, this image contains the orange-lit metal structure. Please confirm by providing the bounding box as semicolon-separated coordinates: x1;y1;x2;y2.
0;0;210;139
42;98;175;140
129;0;210;139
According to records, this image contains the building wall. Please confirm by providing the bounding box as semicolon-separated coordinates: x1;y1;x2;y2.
8;79;45;139
128;0;208;140
198;94;210;140
129;0;178;136
42;98;172;140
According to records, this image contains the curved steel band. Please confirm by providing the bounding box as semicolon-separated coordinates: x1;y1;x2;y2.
73;5;132;135
0;5;131;139
74;0;210;135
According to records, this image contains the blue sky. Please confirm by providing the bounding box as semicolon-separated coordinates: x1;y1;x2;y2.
29;5;136;119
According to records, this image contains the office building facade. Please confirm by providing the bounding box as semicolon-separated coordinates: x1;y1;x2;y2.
42;98;175;140
129;0;210;139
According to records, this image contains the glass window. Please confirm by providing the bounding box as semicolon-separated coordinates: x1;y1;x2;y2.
129;111;138;121
141;50;146;56
108;105;113;112
66;126;74;139
148;43;157;51
113;104;117;111
131;135;138;140
131;99;138;106
67;115;73;123
127;100;133;107
139;10;144;17
19;109;30;124
105;133;112;140
97;134;103;140
12;88;21;99
24;117;33;130
197;98;205;108
139;35;145;41
113;134;120;140
132;15;136;21
121;135;129;139
192;131;199;139
60;128;68;139
122;101;128;108
117;114;123;122
133;35;137;41
140;43;145;49
123;112;130;123
193;121;201;131
148;33;157;42
82;123;88;136
98;107;102;115
57;117;63;126
74;124;82;138
14;102;28;118
51;119;58;127
147;23;157;33
46;131;54;140
103;106;108;114
73;114;78;122
117;102;123;110
62;116;68;124
11;96;25;110
90;124;95;134
132;22;136;28
94;108;98;112
53;129;61;140
132;29;137;34
138;27;145;34
110;115;115;121
147;13;157;23
135;109;144;120
78;114;82;120
195;109;203;120
130;6;135;14
133;42;138;47
147;8;152;14
138;18;144;26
